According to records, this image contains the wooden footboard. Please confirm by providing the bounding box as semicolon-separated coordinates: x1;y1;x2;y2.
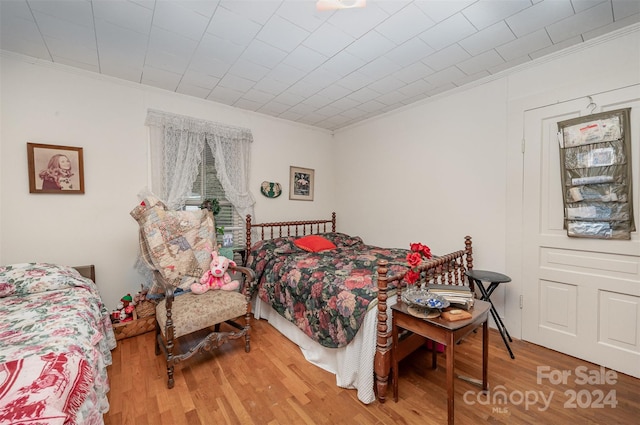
374;236;473;403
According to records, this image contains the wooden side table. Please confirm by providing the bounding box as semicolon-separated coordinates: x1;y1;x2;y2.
391;300;491;425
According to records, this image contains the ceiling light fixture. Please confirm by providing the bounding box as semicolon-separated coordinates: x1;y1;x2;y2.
316;0;366;12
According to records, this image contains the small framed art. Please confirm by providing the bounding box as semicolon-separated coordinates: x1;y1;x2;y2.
27;142;85;194
289;166;314;201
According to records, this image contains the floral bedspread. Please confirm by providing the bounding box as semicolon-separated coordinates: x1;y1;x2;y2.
0;263;117;425
246;233;410;348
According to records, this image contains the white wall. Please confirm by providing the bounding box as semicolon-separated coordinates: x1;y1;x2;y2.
0;54;335;310
334;26;640;337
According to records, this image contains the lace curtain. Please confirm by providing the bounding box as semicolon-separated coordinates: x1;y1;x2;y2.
144;109;255;219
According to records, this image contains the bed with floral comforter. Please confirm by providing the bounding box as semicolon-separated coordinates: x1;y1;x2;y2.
0;263;117;425
247;233;411;348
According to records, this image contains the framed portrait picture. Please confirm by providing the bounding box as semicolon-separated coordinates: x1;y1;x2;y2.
27;143;85;194
289;166;314;201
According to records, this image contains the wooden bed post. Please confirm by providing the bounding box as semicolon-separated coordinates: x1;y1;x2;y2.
374;259;390;403
246;215;252;254
331;212;336;232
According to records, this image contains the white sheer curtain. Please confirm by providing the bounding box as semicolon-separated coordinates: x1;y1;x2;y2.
144;109;255;218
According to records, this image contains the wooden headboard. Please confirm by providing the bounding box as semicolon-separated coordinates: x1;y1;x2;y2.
73;265;96;282
245;212;336;252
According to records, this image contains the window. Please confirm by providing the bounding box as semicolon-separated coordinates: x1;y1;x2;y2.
184;145;245;250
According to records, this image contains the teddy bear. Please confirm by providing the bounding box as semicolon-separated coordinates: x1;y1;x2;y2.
191;251;240;294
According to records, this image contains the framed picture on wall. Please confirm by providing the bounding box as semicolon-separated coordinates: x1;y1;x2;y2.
289;166;314;201
27;142;85;194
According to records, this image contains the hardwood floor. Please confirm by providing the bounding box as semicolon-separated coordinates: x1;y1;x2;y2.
104;317;639;425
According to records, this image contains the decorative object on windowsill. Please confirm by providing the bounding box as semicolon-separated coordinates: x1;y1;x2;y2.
200;198;224;236
260;181;282;198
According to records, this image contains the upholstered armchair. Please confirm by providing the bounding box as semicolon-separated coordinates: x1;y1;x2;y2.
131;195;255;389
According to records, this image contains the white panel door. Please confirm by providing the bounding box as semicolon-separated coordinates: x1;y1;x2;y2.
522;85;640;378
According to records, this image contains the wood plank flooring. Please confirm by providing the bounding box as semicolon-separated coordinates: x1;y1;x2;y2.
104;317;639;425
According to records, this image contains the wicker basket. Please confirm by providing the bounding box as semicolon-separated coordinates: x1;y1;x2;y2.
135;300;157;318
113;311;156;341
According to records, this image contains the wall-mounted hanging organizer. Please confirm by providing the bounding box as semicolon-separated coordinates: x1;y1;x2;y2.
557;107;634;239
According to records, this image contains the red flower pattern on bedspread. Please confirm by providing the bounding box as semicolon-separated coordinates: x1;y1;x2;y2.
246;233;411;348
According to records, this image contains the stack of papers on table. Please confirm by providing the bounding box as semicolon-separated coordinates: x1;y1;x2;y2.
428;284;475;310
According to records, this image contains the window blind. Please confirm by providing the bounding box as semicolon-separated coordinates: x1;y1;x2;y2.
185;146;245;249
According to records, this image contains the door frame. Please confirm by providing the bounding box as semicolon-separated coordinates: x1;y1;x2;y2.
505;82;640;342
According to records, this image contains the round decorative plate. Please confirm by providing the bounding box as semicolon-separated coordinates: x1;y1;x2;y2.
401;288;450;310
260;181;282;198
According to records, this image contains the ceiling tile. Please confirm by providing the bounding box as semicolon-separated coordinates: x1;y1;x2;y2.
424;65;466;86
228;58;271;82
529;35;583;59
191;34;244;72
420;12;478;50
345;31;396;62
141;65;181;91
147;26;198;59
583;13;640;40
317;51;364;77
219;73;256;92
92;1;152;36
257;15;310;53
414;0;477;22
496;29;552;61
33;11;95;48
241;88;275;104
258;100;292;115
176;82;211;98
220;0;280;25
459;21;516;55
422;43;471;71
368;75;408;93
572;0;608;14
397;78;433;96
336;71;374;91
302;22;355;57
456;49;504;74
276;0;327;32
267;62;307;85
29;0;94;27
326;2;390;38
208;85;244;105
152;1;210;40
241;39;288;69
45;36;98;67
462;0;532;30
180;69;220;89
383;37;435;67
546;1;613;42
358;56;401;80
374;3;435;44
282;45;329;72
506;0;574;37
252;77;289;96
207;6;262;47
612;0;640;19
394;61;434;83
315;84;353;101
233;98;263;111
347;87;381;103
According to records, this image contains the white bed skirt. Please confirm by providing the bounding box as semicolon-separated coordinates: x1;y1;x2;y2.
253;294;397;404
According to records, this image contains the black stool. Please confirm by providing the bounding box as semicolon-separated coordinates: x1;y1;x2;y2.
465;270;515;359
